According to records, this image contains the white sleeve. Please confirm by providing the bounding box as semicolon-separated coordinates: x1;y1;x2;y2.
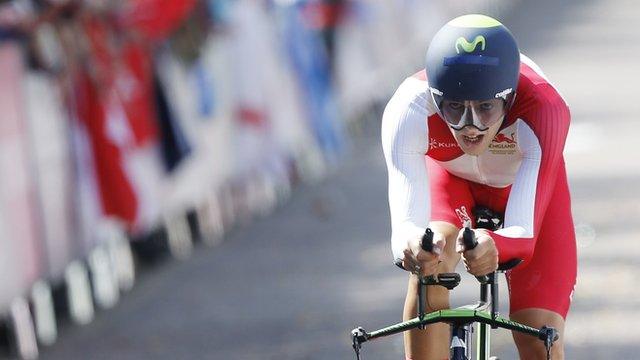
495;120;541;239
381;77;433;260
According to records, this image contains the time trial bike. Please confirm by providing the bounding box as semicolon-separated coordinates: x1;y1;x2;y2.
350;224;559;360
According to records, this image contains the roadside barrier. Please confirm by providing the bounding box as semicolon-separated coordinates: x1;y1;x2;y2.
0;1;514;358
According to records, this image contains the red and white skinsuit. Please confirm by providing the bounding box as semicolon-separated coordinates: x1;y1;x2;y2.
382;54;577;318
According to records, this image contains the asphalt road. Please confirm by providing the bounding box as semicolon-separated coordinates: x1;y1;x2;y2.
40;0;640;359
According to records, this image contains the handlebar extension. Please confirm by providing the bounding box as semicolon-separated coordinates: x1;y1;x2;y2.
462;226;490;284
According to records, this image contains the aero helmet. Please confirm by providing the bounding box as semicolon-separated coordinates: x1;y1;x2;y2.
426;14;520;120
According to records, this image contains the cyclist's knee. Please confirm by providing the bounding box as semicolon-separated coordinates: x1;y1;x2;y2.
513;332;564;360
511;308;565;360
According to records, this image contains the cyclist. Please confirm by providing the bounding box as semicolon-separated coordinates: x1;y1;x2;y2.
381;14;576;359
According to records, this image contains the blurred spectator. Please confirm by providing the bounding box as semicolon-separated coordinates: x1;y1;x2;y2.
301;0;348;76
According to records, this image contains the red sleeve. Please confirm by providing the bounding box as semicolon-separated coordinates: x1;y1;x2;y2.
490;84;571;264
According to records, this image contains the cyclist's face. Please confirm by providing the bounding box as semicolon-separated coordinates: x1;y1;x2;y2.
442;99;506;156
441;99;505;131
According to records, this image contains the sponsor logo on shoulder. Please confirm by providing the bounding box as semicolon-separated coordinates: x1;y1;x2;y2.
493;132;517;144
489;132;517;155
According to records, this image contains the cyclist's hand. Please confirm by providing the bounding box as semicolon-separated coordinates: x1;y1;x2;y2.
401;230;446;277
456;229;498;276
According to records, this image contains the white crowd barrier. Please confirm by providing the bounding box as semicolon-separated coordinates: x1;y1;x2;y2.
0;1;516;357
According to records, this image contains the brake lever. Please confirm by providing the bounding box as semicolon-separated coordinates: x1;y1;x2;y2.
462;222;490;284
351;327;367;360
539;326;558;360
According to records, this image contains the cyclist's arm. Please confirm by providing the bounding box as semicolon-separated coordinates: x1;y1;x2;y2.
381;77;434;260
489;93;570;263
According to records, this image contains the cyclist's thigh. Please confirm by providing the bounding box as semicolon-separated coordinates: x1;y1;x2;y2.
507;162;577;319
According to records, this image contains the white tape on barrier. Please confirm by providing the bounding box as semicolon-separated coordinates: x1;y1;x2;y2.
197;193;225;247
165;214;193;260
64;261;94;325
31;280;57;346
9;297;38;360
105;229;136;293
89;246;119;309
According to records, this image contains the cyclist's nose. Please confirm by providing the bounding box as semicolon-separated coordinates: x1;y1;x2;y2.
461;105;479;126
